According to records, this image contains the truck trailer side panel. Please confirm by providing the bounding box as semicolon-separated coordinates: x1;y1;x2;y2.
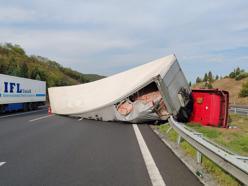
0;74;46;112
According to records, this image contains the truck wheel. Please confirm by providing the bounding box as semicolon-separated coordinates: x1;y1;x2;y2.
28;103;32;111
23;103;28;111
32;103;38;110
0;105;4;114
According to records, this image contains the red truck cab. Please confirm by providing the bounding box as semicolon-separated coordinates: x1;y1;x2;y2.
189;89;229;128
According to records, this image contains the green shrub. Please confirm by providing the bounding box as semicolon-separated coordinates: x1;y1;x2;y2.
229;67;247;80
229;71;236;78
239;81;248;97
235;72;248;80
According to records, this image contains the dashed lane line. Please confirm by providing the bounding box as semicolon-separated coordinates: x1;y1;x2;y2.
29;115;53;122
0;109;47;119
0;162;6;167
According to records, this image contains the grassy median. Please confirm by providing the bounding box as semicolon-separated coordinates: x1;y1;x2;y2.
155;113;247;186
188;113;248;156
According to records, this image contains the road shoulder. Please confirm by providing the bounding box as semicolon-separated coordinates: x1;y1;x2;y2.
150;125;217;186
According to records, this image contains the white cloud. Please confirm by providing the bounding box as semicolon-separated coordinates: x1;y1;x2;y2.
0;6;35;22
0;0;247;81
0;28;140;66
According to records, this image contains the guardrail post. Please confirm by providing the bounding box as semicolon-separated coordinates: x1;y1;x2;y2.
196;151;202;164
194;132;203;164
166;126;172;133
234;107;237;114
177;135;181;145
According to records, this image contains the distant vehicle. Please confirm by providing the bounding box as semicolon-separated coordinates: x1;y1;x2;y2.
0;74;46;113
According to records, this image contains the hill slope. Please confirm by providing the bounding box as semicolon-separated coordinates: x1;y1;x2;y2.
193;77;248;105
0;43;104;87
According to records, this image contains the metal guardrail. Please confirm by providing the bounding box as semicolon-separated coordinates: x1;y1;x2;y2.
168;116;248;185
230;107;248;116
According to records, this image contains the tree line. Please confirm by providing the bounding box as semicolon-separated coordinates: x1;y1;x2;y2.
194;67;248;97
195;71;217;89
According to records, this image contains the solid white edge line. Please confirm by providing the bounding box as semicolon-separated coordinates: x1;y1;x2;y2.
132;124;166;186
0;109;47;119
29;115;53;122
0;162;6;167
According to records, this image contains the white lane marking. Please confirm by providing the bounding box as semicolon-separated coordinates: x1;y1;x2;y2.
133;124;166;186
29;115;53;122
0;162;6;167
0;109;47;119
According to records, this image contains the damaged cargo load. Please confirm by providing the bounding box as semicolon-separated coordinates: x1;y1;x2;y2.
48;54;193;123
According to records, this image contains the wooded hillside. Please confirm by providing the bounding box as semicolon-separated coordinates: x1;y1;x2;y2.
193;68;248;105
0;43;104;87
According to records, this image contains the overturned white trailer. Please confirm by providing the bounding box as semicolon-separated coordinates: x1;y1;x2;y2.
48;55;192;123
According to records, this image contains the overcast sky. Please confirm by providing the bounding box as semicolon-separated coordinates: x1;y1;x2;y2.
0;0;247;82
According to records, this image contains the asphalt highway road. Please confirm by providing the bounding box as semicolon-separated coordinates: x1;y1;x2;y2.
0;109;202;186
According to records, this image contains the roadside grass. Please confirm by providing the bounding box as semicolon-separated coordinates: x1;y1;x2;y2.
155;113;246;186
188;113;248;156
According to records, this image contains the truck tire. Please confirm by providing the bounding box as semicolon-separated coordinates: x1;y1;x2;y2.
23;103;29;111
0;105;4;113
33;103;38;110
